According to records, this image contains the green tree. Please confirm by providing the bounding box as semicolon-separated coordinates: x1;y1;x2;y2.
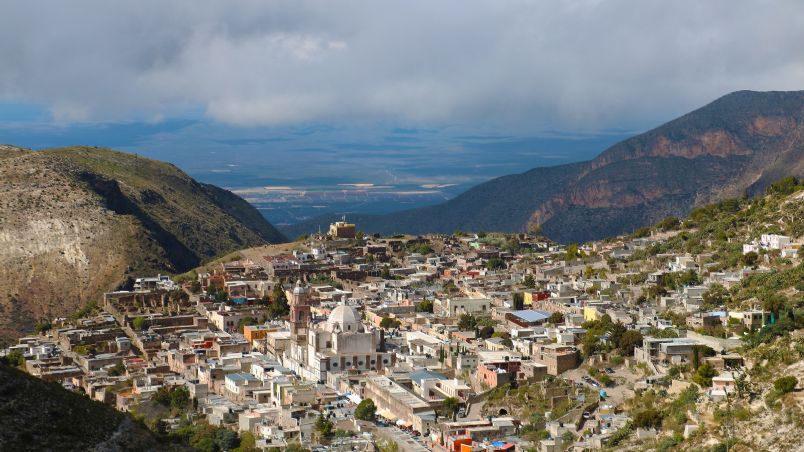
766;176;800;195
268;284;290;318
762;294;787;318
354;399;377;421
633;408;663;429
617;330;644;356
523;275;536;289
478;325;494;339
441;397;461;419
315;414;334;439
658;216;680;231
132;317;147;331
565;243;579;261
548;312;564;325
215;429;239;451
379;317;401;329
457;314;478;331
1;350;24;367
234;431;258;452
512;292;524;310
676;269;701;287
692;362;718;387
485;258;505;270
741;251;759;268
702;284;729;310
108;362;125;376
416;299;434;313
34;321;52;334
170;386;191;411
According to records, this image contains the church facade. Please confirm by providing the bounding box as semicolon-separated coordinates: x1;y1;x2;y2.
282;281;395;382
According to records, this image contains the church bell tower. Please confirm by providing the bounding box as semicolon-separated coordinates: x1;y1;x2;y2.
289;280;311;342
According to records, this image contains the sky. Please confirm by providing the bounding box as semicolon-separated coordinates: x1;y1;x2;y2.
1;1;803;222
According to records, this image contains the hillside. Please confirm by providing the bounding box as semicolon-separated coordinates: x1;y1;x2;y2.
281;90;804;243
0;146;286;342
0;363;172;451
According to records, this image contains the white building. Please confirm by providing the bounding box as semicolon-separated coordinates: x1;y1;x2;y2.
760;234;791;250
282;282;394;382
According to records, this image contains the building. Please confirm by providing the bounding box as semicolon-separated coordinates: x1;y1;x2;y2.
727;310;771;330
364;375;436;433
283;281;394;382
436;298;492;317
530;343;580;376
224;372;262;402
506;310;551;328
329;219;356;239
477;360;521;389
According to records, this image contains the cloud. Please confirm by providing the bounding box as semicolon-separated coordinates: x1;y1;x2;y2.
1;0;803;130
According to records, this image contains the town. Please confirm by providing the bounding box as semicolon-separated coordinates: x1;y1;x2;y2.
3;186;803;452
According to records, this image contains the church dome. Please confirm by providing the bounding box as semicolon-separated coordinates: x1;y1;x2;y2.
327;304;362;332
293;280;307;295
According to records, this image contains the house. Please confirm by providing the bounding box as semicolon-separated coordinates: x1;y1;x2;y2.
530;343;580;376
364;375;436;433
728;310;771;330
760;234;791;250
436;297;492;317
669;255;698;273
224;372;262;402
506;310;551;328
329;220;356;239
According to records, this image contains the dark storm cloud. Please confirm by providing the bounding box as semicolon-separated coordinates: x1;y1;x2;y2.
0;0;802;129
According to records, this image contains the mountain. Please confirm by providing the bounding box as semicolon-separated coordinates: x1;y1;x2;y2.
280;90;804;242
0;363;174;451
0;146;286;341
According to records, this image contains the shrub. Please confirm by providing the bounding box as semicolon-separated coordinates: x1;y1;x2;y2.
607;422;632;446
633;408;664;429
773;376;797;394
692;363;718;387
132;317;147;331
0;350;24;367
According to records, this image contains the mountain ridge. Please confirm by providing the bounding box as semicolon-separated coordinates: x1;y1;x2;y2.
280;90;804;242
0;146;286;341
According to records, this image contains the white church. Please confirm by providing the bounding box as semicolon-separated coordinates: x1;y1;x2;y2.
282;281;395;383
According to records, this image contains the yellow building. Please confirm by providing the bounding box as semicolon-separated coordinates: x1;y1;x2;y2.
329;220;356;239
583;306;601;322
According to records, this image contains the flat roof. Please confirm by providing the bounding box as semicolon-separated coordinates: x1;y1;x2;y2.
511;310;550;322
